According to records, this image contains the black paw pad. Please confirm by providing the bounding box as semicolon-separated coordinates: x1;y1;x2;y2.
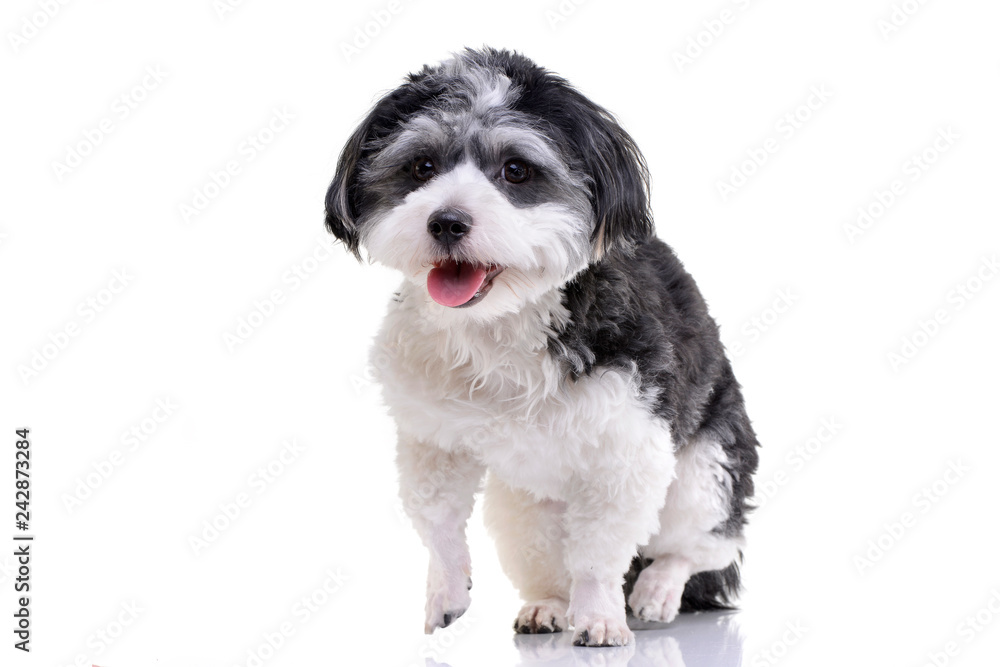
573;629;590;646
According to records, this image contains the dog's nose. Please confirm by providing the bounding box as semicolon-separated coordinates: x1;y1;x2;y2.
427;208;471;248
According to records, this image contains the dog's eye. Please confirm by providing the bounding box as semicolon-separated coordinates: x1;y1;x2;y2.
411;158;436;182
502;159;531;184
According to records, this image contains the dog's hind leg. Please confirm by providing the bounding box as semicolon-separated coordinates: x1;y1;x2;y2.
628;433;753;623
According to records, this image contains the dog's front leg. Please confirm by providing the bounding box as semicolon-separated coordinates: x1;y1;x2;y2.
397;435;485;633
562;447;674;647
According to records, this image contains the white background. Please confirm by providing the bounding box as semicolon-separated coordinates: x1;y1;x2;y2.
2;0;999;665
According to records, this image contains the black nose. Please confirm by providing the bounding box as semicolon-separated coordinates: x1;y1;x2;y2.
427;208;471;248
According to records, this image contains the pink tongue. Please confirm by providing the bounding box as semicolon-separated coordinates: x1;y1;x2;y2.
427;260;488;307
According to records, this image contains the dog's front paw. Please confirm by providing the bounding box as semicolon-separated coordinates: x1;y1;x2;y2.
424;569;472;633
514;598;568;634
570;614;634;646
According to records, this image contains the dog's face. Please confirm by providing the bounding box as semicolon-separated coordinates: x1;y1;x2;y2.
326;48;654;321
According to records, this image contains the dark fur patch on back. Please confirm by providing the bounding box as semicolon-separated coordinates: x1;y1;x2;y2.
550;238;760;537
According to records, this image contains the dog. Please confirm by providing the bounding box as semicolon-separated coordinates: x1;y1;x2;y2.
324;47;760;647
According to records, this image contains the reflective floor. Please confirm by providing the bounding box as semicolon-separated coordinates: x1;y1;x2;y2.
428;611;743;667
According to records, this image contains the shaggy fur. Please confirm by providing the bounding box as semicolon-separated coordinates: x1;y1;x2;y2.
324;47;760;647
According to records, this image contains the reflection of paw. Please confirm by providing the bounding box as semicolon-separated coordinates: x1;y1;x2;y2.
512;631;564;663
424;570;472;633
514;598;568;634
571;614;634;646
633;634;685;667
628;568;684;624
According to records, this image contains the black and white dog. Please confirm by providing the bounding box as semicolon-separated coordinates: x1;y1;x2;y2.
325;48;759;647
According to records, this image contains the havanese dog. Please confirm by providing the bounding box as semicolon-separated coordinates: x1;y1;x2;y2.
325;47;760;647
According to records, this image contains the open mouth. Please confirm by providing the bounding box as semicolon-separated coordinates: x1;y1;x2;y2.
426;259;504;308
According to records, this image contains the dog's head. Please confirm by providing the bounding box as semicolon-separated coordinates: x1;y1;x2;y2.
326;47;653;320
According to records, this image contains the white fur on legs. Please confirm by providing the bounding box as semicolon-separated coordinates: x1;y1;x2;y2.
396;435;485;633
483;474;571;633
630;437;744;624
561;426;676;647
628;555;693;623
568;575;633;646
643;437;744;574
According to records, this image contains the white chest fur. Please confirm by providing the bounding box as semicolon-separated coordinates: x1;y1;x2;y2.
372;283;673;500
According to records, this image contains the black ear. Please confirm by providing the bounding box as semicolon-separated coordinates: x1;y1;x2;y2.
324;120;368;260
325;72;443;260
562;93;654;257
